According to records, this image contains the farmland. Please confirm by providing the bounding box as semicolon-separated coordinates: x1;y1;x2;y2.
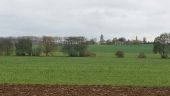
0;44;170;87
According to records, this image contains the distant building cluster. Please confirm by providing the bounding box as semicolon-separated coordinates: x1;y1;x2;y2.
99;34;150;45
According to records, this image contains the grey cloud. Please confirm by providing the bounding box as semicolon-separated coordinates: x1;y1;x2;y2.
0;0;170;41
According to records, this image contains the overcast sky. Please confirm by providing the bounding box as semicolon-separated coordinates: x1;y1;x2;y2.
0;0;170;41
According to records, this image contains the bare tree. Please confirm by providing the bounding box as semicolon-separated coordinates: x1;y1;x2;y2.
42;36;57;56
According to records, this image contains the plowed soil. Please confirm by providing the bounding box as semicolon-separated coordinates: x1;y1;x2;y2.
0;84;170;96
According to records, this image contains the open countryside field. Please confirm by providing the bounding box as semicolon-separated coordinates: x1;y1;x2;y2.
1;44;170;96
1;44;170;87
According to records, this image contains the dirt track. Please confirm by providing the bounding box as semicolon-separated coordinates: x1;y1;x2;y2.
0;84;170;96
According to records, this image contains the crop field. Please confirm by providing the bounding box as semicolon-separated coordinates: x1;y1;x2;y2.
0;44;170;87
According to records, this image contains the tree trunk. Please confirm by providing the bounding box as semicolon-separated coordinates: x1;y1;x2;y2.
45;52;48;56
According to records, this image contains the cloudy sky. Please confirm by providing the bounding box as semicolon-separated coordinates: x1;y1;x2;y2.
0;0;170;41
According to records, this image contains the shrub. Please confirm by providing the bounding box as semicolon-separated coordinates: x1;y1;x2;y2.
89;52;96;57
138;52;147;58
80;50;96;57
115;51;124;58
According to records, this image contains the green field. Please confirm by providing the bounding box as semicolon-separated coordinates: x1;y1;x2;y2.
0;44;170;87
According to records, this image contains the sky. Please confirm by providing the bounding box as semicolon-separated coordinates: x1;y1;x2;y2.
0;0;170;41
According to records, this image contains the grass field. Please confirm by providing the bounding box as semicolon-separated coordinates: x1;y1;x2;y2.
0;44;170;87
89;44;153;53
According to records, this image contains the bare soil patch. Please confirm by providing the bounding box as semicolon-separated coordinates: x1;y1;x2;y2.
0;84;170;96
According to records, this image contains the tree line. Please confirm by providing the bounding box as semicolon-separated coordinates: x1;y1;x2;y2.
0;33;170;59
0;36;94;57
0;36;56;56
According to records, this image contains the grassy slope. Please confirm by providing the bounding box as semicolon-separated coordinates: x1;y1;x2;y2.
0;44;170;87
89;44;153;53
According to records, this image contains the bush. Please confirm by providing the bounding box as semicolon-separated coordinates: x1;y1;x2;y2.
80;50;96;57
115;51;124;58
138;52;146;58
89;52;96;57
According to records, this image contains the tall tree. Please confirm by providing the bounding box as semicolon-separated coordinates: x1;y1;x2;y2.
15;38;32;56
153;33;170;58
0;38;13;56
62;37;88;57
42;36;57;56
118;37;126;42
